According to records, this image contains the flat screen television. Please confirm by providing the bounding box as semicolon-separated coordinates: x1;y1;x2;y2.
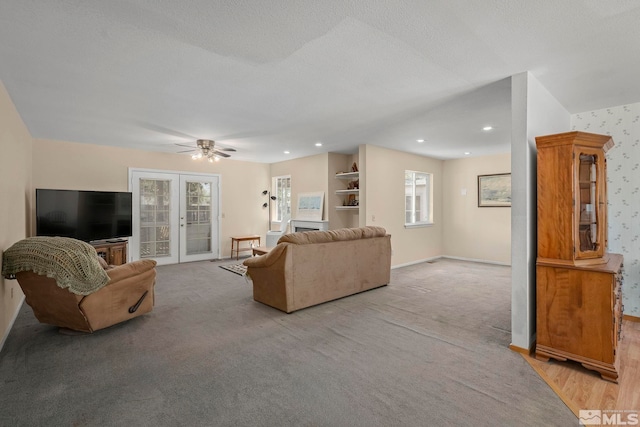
36;189;133;242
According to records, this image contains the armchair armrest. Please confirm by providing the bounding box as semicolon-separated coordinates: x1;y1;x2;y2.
81;259;157;331
105;259;157;284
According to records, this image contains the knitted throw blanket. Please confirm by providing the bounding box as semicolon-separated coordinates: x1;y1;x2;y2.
1;237;109;295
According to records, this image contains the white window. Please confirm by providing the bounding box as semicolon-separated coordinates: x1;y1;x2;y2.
405;171;433;226
272;175;291;222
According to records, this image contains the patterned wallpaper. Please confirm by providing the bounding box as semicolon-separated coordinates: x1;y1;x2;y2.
572;102;640;317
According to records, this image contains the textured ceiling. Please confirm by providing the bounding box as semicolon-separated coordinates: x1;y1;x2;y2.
1;1;640;163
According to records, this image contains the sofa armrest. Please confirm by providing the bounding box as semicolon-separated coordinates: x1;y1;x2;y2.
243;244;287;268
105;259;157;284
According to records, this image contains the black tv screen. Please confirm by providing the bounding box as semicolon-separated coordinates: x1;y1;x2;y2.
36;189;133;242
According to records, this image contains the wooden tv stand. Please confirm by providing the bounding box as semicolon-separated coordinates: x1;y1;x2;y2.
92;240;127;265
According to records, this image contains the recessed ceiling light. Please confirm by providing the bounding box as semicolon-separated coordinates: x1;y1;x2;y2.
464;152;471;155
315;142;322;147
483;126;493;131
416;139;425;143
284;151;290;154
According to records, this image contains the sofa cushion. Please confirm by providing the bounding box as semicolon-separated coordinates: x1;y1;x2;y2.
278;226;386;245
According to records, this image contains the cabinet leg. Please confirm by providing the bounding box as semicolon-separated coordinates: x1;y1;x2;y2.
534;348;566;363
580;363;619;383
535;353;550;362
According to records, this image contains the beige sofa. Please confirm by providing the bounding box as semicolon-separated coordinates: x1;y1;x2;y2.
243;226;391;313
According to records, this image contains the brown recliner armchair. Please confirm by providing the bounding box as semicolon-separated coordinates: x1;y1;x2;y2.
2;237;157;333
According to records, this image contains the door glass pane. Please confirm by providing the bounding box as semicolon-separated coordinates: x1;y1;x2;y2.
185;181;212;255
139;178;172;258
275;177;291;221
578;154;598;252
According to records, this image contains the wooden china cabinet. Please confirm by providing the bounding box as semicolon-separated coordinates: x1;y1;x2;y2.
535;131;624;383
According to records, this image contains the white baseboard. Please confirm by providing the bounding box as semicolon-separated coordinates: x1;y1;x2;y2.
391;255;511;270
442;255;511;266
0;295;24;353
391;256;443;269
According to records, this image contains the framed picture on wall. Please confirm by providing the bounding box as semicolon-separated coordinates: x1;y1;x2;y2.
478;173;511;207
296;192;324;220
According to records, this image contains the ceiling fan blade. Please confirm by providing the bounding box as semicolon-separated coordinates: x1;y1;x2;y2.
175;142;196;148
219;147;236;152
213;150;231;158
132;121;197;140
177;149;196;153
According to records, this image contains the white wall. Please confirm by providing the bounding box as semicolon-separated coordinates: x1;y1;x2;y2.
0;81;32;350
32;139;270;258
443;153;511;264
572;103;640;317
510;72;570;350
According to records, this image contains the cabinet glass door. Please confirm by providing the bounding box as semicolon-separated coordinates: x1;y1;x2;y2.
576;151;604;259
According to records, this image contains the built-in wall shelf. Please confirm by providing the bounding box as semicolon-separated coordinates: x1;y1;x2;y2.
335;172;359;210
335;172;359;180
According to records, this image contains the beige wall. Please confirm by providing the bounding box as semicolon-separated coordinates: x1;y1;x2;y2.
442;153;511;264
363;145;444;267
0;81;32;347
270;153;329;226
32;139;270;258
269;152;361;231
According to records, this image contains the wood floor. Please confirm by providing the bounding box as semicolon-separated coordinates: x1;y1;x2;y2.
522;319;640;416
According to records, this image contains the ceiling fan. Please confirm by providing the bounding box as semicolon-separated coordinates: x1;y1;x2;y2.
175;139;236;162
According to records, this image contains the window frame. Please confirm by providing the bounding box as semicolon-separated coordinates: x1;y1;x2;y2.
404;170;433;228
272;175;291;223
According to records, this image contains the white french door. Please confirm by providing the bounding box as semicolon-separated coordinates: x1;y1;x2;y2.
179;174;219;262
129;170;220;265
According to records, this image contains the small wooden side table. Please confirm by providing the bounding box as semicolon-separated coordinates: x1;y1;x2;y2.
231;235;261;260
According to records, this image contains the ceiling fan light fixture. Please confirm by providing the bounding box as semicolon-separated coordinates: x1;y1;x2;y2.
179;139;235;162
